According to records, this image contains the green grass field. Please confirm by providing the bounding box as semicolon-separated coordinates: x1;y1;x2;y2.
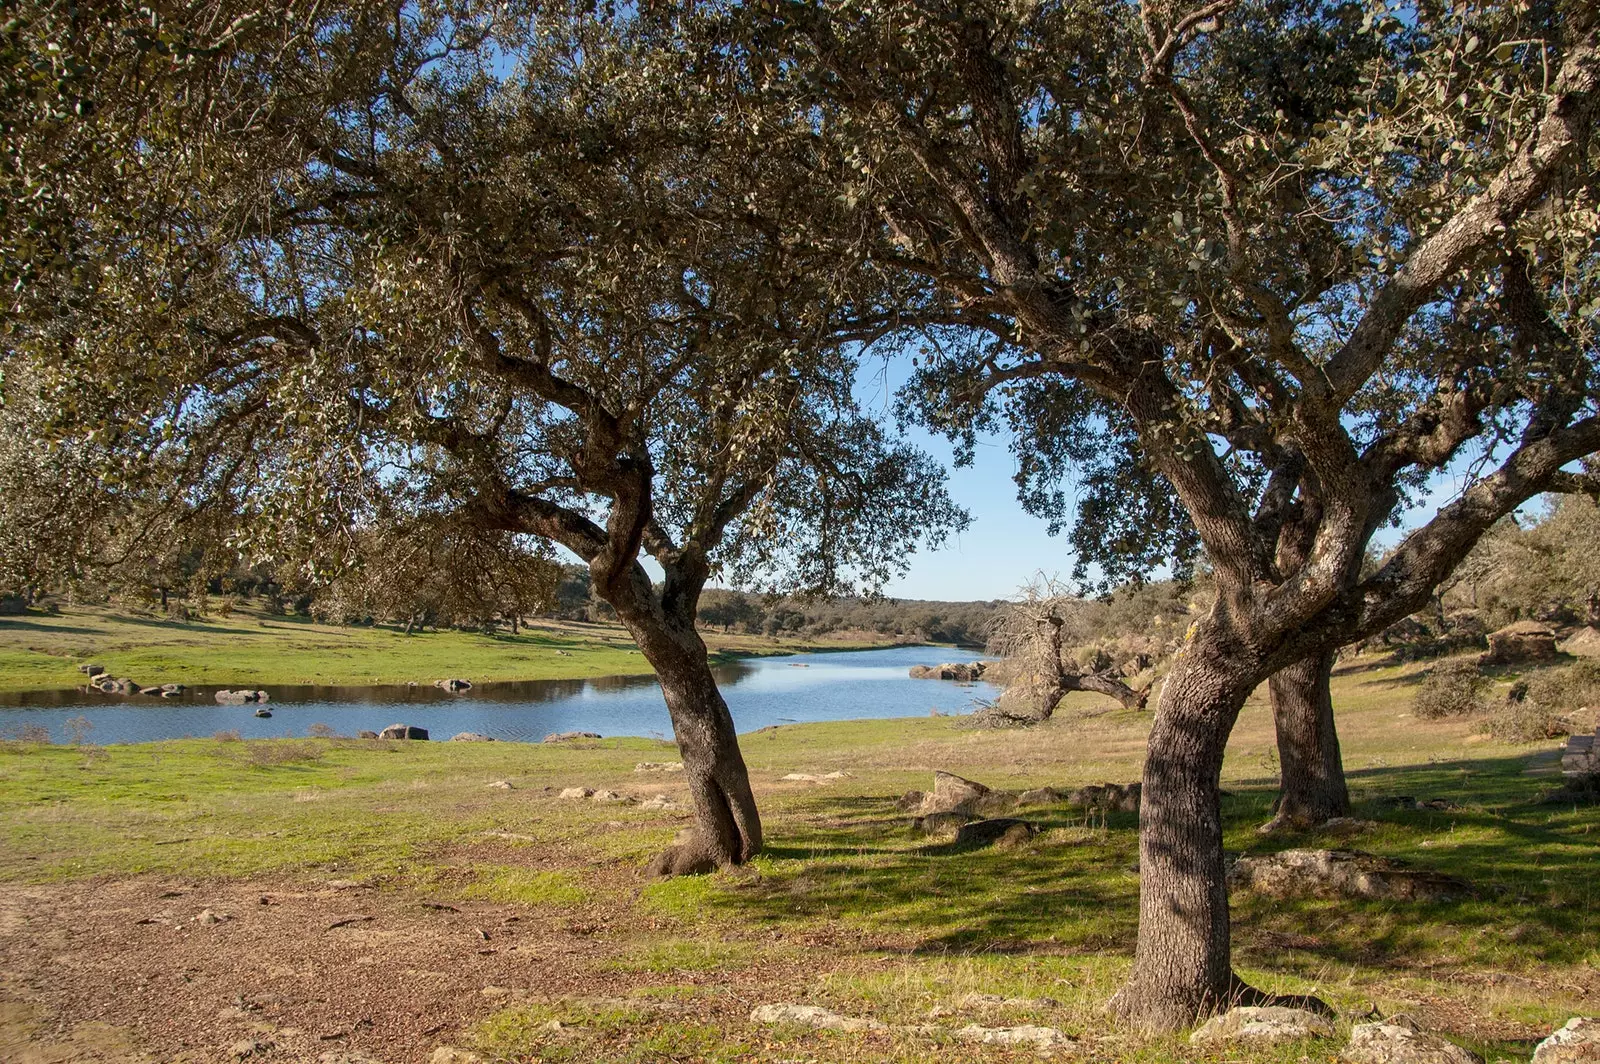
0;652;1593;1063
0;603;907;691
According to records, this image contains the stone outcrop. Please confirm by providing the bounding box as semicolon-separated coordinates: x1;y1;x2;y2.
215;689;269;704
1067;782;1142;813
378;724;429;740
543;731;601;743
954;818;1035;849
917;770;996;815
451;732;495;742
748;1003;885;1033
434;678;473;692
1563;730;1600;776
1230;849;1473;902
909;661;989;681
1481;620;1559;665
1533;1017;1600;1063
1190;1006;1337;1047
1341;1016;1483;1064
1561;627;1600;658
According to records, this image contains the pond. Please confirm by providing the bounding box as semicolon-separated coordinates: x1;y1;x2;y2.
0;645;995;745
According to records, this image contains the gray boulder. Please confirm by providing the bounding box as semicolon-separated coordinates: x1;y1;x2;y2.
356;730;379;739
1230;849;1473;903
1067;782;1141;812
953;818;1035;849
1341;1016;1482;1064
543;730;601;743
434;678;474;692
78;663;106;678
378;724;429;740
451;732;495;742
1190;1006;1336;1047
919;770;992;815
1533;1018;1600;1063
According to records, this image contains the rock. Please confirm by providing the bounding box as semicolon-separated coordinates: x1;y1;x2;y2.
543;731;601;743
910;661;988;681
1067;782;1141;812
78;663;106;677
1482;620;1559;665
913;811;976;835
485;780;514;790
378;724;429;740
1561;627;1600;658
635;761;684;772
1019;786;1063;804
434;678;474;692
356;730;380;739
139;686;164;696
1190;1006;1337;1047
451;732;495;742
161;682;185;693
558;787;594;799
894;790;927;812
1533;1017;1600;1063
1230;848;1474;902
919;770;992;815
254;708;272;718
215;689;269;705
1563;730;1600;777
748;1003;885;1033
647;844;716;877
590;790;633;803
430;1048;484;1064
639;795;678;810
953;1024;1074;1050
954;818;1035;848
780;770;852;782
1342;1016;1483;1064
196;908;229;925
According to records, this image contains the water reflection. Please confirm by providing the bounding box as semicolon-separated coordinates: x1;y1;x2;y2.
0;646;989;745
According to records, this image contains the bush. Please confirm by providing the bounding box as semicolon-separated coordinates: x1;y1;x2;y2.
213;729;241;742
306;722;338;738
1527;659;1600;715
1487;700;1567;743
1414;659;1490;719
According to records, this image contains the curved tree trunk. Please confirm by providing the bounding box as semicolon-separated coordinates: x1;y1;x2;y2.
618;606;762;875
1264;648;1349;831
1109;633;1253;1031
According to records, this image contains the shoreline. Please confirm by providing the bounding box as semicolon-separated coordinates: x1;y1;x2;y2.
0;605;976;694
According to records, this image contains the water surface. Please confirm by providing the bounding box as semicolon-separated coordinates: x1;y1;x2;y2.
0;645;993;744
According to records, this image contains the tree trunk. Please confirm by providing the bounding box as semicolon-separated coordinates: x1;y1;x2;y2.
1109;635;1253;1031
621;610;762;875
1264;648;1349;831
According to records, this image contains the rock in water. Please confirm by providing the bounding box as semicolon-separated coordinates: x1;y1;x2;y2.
434;678;473;692
1190;1006;1337;1047
1341;1016;1483;1064
1533;1017;1600;1063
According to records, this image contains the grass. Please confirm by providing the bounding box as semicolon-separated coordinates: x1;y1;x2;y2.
0;602;911;691
0;651;1594;1062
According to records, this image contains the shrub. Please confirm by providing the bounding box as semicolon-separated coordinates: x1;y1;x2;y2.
1413;659;1489;719
64;715;93;745
246;740;323;767
213;729;242;742
306;722;338;738
1527;659;1600;715
1487;700;1567;743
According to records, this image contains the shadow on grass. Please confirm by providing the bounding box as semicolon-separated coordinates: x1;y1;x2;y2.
702;753;1597;972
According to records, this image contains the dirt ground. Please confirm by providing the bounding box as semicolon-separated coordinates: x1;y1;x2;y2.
0;872;823;1064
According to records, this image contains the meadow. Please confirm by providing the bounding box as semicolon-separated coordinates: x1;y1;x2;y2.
0;651;1593;1063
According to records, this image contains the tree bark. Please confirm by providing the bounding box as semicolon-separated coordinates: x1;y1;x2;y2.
617;602;762;875
1264;648;1349;830
1108;632;1253;1031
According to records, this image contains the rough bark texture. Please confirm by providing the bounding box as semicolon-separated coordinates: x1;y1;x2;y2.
618;601;762;874
1108;628;1260;1031
1264;649;1349;830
